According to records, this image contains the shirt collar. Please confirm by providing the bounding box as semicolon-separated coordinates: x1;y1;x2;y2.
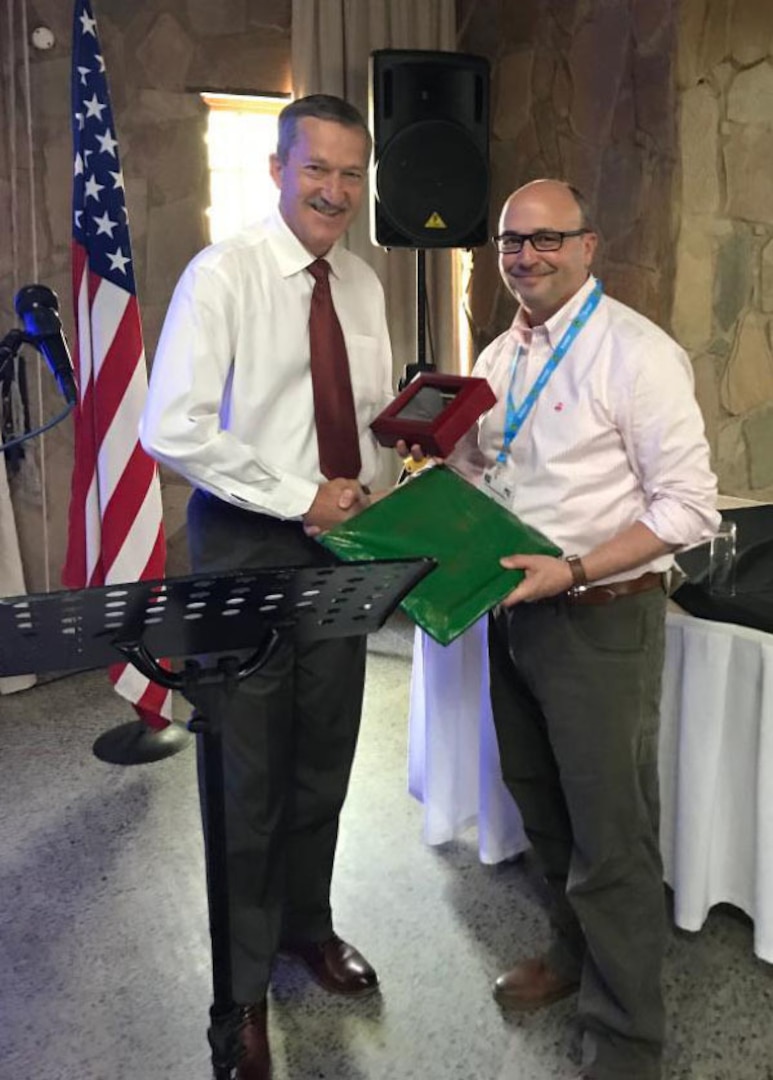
509;274;598;350
264;206;346;280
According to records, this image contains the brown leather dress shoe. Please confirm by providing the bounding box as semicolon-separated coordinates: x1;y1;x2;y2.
493;955;579;1011
236;1001;271;1080
280;933;379;997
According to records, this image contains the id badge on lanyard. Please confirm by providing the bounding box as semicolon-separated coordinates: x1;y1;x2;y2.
482;464;514;508
482;342;524;510
485;280;603;507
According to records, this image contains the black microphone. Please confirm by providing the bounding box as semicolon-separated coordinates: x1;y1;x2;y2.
14;284;78;406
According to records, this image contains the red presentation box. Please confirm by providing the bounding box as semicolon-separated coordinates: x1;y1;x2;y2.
370;372;496;458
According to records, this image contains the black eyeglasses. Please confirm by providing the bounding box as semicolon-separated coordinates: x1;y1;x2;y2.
492;229;591;254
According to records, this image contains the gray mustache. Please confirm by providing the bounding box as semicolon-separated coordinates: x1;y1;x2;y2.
309;197;346;213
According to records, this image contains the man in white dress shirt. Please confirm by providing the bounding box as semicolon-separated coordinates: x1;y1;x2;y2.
140;95;392;1079
450;179;719;1080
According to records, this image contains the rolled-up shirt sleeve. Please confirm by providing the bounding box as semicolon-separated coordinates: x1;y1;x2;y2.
619;337;720;549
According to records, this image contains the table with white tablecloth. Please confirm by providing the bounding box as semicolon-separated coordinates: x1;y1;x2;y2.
408;619;528;865
407;612;773;964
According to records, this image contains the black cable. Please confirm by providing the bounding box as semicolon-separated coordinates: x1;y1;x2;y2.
0;327;76;451
0;401;75;451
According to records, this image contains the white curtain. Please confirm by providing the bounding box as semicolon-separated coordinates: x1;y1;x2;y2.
1;0;36;693
0;461;35;694
291;0;460;482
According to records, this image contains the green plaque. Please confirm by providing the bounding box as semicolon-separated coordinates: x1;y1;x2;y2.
320;466;561;645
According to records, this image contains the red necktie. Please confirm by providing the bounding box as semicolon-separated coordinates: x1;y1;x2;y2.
307;258;362;480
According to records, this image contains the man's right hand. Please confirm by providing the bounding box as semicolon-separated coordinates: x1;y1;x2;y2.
303;478;370;536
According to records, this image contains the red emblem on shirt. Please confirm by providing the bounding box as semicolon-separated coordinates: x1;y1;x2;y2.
554;402;564;411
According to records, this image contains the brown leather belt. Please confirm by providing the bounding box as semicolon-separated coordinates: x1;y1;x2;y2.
565;571;666;606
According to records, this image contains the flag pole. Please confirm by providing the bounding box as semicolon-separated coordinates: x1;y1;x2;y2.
92;716;190;765
67;0;189;764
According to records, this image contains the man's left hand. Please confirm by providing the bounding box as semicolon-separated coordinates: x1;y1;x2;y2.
395;438;427;462
499;554;573;606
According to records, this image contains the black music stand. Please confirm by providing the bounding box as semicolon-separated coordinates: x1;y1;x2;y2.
0;557;434;1079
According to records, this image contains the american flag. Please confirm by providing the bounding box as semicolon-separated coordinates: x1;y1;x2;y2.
63;0;171;730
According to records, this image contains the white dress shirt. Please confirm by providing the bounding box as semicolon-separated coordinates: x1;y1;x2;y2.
140;209;393;519
450;275;719;581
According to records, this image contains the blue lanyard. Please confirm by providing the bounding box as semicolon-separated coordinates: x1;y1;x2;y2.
496;280;603;465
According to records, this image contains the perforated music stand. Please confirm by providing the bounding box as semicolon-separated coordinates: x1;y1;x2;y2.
0;557;434;1079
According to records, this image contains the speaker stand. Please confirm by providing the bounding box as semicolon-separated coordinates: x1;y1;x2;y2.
398;250;436;390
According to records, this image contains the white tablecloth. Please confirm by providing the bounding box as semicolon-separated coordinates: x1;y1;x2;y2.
408;619;527;864
407;612;773;963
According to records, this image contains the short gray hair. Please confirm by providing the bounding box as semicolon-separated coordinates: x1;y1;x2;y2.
277;94;372;162
564;183;594;231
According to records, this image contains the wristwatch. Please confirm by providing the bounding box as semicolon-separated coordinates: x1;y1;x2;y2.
565;554;588;592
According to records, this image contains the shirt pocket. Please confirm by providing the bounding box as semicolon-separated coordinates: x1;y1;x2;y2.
347;334;387;421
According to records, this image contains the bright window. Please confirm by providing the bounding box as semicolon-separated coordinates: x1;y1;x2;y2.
201;93;290;243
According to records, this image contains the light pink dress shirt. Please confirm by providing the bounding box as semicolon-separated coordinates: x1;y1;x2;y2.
450;275;719;582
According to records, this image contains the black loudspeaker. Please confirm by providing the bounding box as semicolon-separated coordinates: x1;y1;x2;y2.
369;49;490;249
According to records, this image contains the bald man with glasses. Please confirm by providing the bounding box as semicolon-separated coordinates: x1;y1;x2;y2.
448;180;719;1080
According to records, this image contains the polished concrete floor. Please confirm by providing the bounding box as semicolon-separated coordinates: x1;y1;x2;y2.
1;623;773;1080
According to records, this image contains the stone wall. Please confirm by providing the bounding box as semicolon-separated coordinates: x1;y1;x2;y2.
458;0;679;353
1;0;291;592
675;0;773;499
459;0;773;500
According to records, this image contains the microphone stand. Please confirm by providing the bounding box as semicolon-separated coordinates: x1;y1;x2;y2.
0;327;74;451
0;329;25;378
1;319;188;764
